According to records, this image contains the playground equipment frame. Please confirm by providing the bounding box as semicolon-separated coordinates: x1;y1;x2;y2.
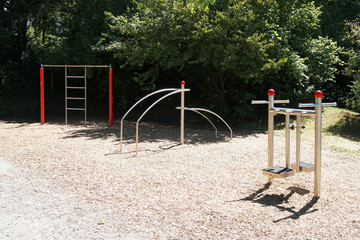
40;64;113;127
252;89;336;197
120;81;232;154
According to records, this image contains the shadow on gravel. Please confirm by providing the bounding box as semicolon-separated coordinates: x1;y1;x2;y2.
59;120;259;145
226;183;319;222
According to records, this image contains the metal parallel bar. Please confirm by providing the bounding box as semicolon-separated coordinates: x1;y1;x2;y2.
66;76;86;78
67;108;86;111
67;97;86;100
66;87;86;89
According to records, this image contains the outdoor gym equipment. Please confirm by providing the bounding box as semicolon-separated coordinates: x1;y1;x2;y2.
252;89;337;197
120;81;232;154
40;64;113;127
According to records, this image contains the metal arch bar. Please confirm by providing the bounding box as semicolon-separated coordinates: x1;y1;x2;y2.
176;108;218;137
134;89;190;154
120;88;188;152
181;107;233;139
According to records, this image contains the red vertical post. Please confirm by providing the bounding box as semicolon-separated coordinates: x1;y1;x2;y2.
40;68;45;124
109;68;113;127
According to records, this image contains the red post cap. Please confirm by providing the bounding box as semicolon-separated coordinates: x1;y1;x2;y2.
267;89;275;96
180;81;185;85
314;90;323;98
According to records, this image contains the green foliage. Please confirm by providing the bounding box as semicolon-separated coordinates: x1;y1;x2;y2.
344;20;360;113
97;0;341;118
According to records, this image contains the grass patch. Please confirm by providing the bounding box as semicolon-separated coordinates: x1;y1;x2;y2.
272;107;360;156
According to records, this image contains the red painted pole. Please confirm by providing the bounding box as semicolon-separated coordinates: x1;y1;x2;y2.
109;68;113;127
40;68;45;124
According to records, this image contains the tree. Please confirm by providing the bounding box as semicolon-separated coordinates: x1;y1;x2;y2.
97;0;341;117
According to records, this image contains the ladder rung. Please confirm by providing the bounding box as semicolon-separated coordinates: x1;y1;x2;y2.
66;76;86;78
67;108;85;111
67;97;86;100
67;86;85;89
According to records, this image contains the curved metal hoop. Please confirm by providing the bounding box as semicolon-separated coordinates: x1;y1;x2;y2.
135;89;190;154
120;88;182;152
177;107;233;139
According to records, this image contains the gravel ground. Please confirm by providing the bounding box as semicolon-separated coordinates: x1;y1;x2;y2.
0;119;359;239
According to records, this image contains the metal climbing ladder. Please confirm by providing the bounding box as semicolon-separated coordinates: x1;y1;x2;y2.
65;66;87;124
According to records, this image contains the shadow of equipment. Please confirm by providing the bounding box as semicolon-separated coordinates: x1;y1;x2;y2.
226;183;319;222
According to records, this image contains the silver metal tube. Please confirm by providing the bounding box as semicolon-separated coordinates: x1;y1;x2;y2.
120;119;123;152
274;100;290;104
251;100;270;105
180;84;185;144
322;102;337;107
295;115;301;172
180;107;232;139
285;113;291;168
314;97;322;197
136;123;139;155
268;95;274;182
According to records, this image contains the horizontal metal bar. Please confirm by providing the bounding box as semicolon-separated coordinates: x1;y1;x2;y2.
274;100;290;104
66;97;86;100
42;64;111;68
270;110;315;117
272;107;315;114
322;102;337;107
67;108;85;111
66;87;85;89
66;76;86;78
251;100;269;104
299;103;316;108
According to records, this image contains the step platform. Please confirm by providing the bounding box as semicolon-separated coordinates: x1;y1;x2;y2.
290;162;315;172
263;167;295;178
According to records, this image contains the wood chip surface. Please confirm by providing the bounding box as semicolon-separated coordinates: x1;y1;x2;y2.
0;120;359;239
